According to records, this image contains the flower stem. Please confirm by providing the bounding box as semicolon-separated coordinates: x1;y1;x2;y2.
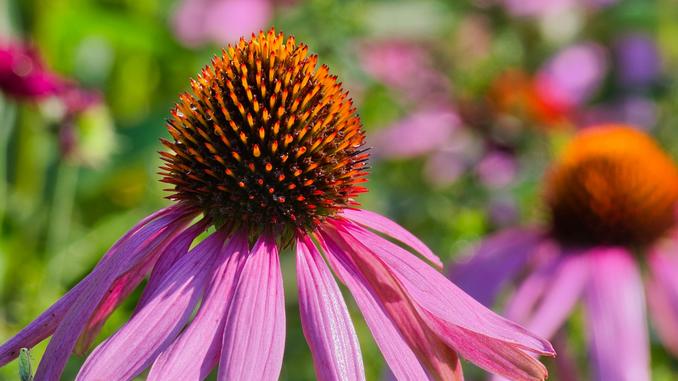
45;160;78;263
0;96;17;233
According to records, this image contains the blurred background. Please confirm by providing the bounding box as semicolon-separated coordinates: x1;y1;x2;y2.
1;0;677;379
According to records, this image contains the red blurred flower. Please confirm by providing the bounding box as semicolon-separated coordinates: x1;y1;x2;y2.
0;43;64;100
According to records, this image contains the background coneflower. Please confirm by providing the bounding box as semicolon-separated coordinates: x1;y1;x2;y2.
0;30;554;381
451;125;678;381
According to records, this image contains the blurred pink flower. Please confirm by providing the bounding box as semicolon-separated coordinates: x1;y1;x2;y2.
370;107;501;187
0;43;64;100
475;150;518;189
370;108;460;159
362;40;519;189
451;126;678;381
535;42;608;111
0;41;109;164
502;0;617;18
172;0;272;47
358;40;450;105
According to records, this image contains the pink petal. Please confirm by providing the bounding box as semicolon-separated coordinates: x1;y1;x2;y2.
75;231;224;380
205;0;271;44
296;235;365;381
30;208;193;381
503;256;560;325
647;241;678;357
334;220;554;381
0;207;182;367
318;233;432;381
339;208;442;269
521;255;589;339
450;228;543;306
104;206;185;259
321;230;464;380
503;253;589;340
218;235;285;381
584;248;649;381
148;232;248;380
74;256;155;355
135;220;209;312
0;283;83;366
77;214;206;353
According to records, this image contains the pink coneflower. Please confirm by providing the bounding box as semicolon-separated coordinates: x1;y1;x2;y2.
0;30;554;381
451;125;678;381
0;42;64;100
171;0;272;47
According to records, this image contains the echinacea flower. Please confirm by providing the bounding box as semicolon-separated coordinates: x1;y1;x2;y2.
0;30;554;381
501;0;617;19
451;125;678;381
0;42;64;100
171;0;272;47
535;42;607;114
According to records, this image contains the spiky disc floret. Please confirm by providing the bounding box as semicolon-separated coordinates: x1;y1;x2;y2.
545;125;678;247
160;30;368;233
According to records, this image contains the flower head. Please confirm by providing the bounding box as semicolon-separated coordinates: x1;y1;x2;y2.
161;31;367;233
451;124;678;381
1;30;553;381
546;126;678;246
0;43;64;100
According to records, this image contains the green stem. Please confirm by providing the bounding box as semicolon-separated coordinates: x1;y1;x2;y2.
0;97;17;233
45;160;78;273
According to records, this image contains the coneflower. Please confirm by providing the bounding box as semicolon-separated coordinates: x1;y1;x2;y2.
1;30;553;381
0;43;63;100
452;125;678;381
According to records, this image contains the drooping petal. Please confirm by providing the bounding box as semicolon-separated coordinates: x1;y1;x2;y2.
75;217;204;354
74;255;156;355
296;235;365;381
7;207;191;380
333;220;554;381
0;282;83;366
522;255;588;339
504;255;561;324
320;230;464;381
584;248;649;381
147;232;248;381
506;253;589;339
0;207;186;367
491;254;589;381
75;231;224;381
647;241;678;356
339;208;442;268
319;233;432;381
135;220;209;312
218;235;285;381
450;228;544;306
